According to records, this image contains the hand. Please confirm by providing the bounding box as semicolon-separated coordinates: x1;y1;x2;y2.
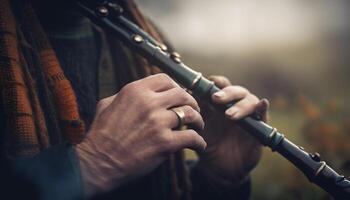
197;75;269;184
74;74;207;197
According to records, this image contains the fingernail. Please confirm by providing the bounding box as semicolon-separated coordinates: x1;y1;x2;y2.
213;91;225;98
225;107;238;117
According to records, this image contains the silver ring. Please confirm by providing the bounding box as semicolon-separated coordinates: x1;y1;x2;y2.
170;107;186;130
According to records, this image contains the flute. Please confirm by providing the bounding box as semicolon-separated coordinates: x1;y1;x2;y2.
75;0;350;198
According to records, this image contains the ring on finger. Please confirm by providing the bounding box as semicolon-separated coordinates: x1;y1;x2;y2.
170;107;186;130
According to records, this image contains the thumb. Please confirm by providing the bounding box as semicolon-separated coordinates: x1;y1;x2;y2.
255;98;270;122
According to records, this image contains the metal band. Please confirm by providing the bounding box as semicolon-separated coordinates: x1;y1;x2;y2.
268;128;278;140
190;72;202;89
315;161;327;177
170;107;186;130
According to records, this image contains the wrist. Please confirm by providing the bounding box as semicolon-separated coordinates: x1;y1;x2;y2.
74;137;125;198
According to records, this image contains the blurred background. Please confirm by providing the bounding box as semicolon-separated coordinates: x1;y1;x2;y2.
135;0;350;199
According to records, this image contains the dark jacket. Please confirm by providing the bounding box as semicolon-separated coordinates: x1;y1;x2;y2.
0;3;250;200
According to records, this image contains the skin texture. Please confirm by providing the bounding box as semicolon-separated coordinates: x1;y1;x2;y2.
197;75;269;185
75;74;268;197
75;74;206;197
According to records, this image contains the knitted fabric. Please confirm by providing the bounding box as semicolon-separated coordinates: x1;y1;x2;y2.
0;0;85;157
0;0;48;157
0;0;191;199
21;2;86;145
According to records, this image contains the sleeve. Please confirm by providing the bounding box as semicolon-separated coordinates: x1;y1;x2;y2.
0;144;85;200
189;162;251;200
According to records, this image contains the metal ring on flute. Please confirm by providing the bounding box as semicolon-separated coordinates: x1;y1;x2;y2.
170;107;186;130
190;72;202;89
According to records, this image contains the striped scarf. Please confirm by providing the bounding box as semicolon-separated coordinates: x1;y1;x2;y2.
0;0;84;157
0;0;191;199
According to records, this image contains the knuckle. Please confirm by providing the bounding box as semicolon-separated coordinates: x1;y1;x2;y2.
188;95;197;104
122;84;157;109
157;134;174;152
232;85;249;94
174;88;189;102
217;76;227;83
186;129;198;136
180;92;197;105
221;76;230;82
142;94;159;110
251;93;259;100
179;95;189;104
96;99;106;108
184;131;201;146
251;95;260;103
209;75;221;82
174;87;185;95
146;112;160;126
139;106;153;122
135;100;153;120
121;82;139;94
240;87;250;94
156;73;171;80
245;93;259;103
184;106;196;122
156;73;173;84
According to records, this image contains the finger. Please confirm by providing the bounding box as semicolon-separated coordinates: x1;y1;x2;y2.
208;75;232;88
159;87;200;112
138;73;179;92
211;86;250;104
225;94;259;120
166;105;205;130
255;98;270;122
170;129;207;152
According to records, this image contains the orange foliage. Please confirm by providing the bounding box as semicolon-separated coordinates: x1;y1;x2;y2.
296;94;321;120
